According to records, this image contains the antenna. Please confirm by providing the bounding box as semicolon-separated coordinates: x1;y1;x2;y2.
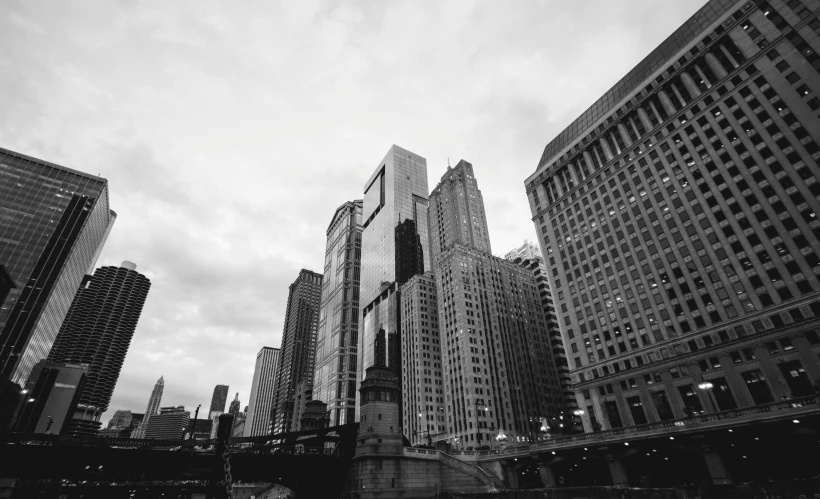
448;157;450;167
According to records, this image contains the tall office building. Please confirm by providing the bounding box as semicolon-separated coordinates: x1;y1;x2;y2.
132;376;164;439
0;147;115;385
313;200;363;427
144;406;189;440
358;145;430;418
399;272;443;446
244;347;280;437
46;261;151;435
506;242;577;428
428;160;492;269
525;0;820;432
209;384;229;419
228;392;240;417
271;270;323;434
424;162;566;448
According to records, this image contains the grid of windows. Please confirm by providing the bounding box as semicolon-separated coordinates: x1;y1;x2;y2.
525;0;820;432
0;147;112;384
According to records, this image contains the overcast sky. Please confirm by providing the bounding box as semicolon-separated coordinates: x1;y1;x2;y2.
1;0;707;422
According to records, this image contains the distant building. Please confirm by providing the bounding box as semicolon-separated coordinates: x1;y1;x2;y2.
313;200;362;428
271;270;323;434
15;360;88;434
107;409;133;429
228;392;240;418
144;406;189;440
209;384;229;420
131;376;163;439
0;147;115;385
47;262;151;436
244;347;280;437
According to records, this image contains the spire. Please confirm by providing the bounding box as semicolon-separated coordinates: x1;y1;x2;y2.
233;392;239;402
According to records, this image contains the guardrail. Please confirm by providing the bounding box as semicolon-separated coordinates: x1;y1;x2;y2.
450;395;819;460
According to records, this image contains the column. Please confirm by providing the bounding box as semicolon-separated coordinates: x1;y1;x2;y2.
600;138;614;161
637;107;654;131
536;458;556;488
607;456;629;486
705;53;728;79
680;72;701;97
618;123;632;147
658;91;677;115
702;446;732;485
501;460;519;489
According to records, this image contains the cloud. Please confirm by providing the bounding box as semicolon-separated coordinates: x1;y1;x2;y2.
0;0;709;420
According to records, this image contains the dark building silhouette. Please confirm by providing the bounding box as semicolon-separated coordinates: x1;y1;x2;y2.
228;392;240;417
15;360;88;434
46;261;151;435
271;269;322;434
0;147;115;386
395;218;425;286
209;384;229;419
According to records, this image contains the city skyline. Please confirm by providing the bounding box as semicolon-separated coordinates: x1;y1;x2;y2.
0;0;711;421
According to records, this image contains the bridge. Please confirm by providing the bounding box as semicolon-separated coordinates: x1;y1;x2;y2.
1;397;818;497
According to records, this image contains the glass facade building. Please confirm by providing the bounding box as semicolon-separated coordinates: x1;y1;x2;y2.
313;200;362;427
209;384;229;419
0;147;114;385
245;347;280;437
526;0;820;432
46;262;151;435
271;269;323;434
358;145;430;419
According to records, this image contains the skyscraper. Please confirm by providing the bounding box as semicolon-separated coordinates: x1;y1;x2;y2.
428;160;492;269
132;376;163;439
399;272;443;446
506;242;577;430
524;0;820;432
0;147;115;385
209;384;229;419
358;145;430;417
313;200;362;427
244;346;280;437
228;392;240;417
423;161;565;448
46;261;151;435
271;269;323;434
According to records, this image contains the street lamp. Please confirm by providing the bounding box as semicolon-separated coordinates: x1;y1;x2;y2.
698;382;719;413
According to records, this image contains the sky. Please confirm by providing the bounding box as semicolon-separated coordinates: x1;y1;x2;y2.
0;0;708;422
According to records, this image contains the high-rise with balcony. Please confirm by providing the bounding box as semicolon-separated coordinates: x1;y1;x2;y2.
244;347;280;437
525;0;820;433
313;200;362;427
271;269;323;434
0;147;115;385
46;261;151;435
358;145;430;418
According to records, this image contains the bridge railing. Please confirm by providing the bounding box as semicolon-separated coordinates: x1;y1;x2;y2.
451;395;818;458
